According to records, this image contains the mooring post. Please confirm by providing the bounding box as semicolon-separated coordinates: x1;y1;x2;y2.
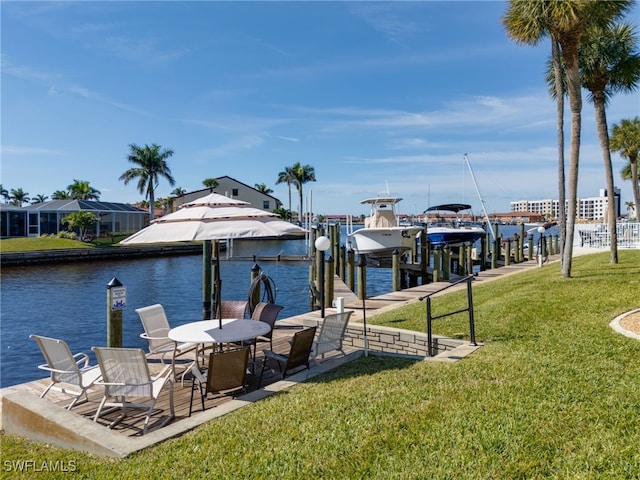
347;248;355;291
106;277;124;348
392;249;400;291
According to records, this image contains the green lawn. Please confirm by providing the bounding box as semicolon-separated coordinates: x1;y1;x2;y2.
2;250;640;479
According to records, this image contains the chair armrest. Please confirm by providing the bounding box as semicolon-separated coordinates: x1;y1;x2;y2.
263;350;287;363
72;352;91;369
140;333;169;342
190;365;207;384
36;363;79;375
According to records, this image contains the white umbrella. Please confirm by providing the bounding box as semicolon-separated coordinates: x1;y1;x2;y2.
120;192;307;326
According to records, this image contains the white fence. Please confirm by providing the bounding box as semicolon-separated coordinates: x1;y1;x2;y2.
577;223;640;249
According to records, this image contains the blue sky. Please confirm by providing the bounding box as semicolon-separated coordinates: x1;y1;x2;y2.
2;1;639;217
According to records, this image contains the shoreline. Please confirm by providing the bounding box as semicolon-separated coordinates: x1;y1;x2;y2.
0;244;203;267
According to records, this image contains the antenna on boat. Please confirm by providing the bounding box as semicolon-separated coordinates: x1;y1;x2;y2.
464;154;496;242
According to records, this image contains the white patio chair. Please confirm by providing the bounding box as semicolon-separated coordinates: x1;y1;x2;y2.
92;347;174;435
30;334;102;409
136;303;198;383
311;311;354;361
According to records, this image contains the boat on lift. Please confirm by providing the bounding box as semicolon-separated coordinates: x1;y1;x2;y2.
347;196;422;266
423;203;486;248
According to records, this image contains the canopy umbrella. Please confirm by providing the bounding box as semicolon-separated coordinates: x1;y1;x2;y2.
120;193;307;327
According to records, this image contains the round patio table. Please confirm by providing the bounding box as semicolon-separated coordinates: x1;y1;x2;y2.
169;319;270;345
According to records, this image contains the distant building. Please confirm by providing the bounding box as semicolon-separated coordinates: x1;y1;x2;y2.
510;188;621;221
0;200;148;238
173;176;282;212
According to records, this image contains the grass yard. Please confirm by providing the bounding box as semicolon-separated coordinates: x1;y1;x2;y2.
2;250;639;479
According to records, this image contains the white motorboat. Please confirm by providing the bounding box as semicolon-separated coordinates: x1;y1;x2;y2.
423;203;486;248
347;197;422;265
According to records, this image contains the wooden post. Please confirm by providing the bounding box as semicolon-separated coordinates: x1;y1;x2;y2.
325;255;334;310
421;235;429;283
519;223;526;261
347;249;355;292
339;245;346;281
505;239;511;266
433;249;441;283
528;235;534;261
106;277;123;348
392;249;400;291
443;246;450;280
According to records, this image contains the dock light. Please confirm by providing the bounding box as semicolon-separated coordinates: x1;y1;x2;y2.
537;226;545;267
315;236;331;318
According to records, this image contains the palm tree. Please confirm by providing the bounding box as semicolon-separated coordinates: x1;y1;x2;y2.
9;188;29;206
31;194;49;204
170;187;187;197
503;0;632;277
291;162;316;221
276;166;296;219
611;117;640;222
120;143;176;222
254;183;273;195
624;200;636;219
51;190;70;200
67;179;101;201
0;184;9;204
579;23;640;263
203;178;218;192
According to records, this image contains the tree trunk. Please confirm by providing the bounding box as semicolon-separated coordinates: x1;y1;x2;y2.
552;38;567;262
593;94;618;263
561;45;582;278
148;182;155;223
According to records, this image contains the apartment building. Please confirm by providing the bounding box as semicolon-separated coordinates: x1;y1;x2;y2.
510;188;621;221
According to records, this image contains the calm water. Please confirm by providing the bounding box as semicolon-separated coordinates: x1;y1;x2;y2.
1;224;548;388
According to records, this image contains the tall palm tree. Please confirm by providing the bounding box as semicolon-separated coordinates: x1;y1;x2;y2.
254;183;273;195
579;23;640;264
203;178;218;192
9;188;29;206
291;162;316;221
120;143;176;222
276;166;296;219
51;190;70;200
611;117;640;222
503;0;632;277
67;179;101;201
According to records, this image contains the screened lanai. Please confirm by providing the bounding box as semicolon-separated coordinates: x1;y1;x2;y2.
1;200;149;238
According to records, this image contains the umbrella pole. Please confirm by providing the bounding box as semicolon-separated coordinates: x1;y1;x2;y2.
212;240;223;328
202;240;212;320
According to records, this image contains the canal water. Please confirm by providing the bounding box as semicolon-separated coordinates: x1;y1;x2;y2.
1;224;547;388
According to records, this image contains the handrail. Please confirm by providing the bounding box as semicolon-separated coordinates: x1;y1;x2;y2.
419;274;477;356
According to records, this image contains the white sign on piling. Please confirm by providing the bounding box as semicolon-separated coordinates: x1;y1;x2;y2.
111;286;127;311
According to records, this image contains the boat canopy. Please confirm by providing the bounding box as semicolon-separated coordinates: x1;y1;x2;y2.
424;203;472;213
360;197;402;205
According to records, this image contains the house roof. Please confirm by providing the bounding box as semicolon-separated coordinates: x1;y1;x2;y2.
4;200;146;213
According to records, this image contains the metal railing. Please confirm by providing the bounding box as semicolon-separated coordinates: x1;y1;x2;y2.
577;222;640;249
419;274;476;357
